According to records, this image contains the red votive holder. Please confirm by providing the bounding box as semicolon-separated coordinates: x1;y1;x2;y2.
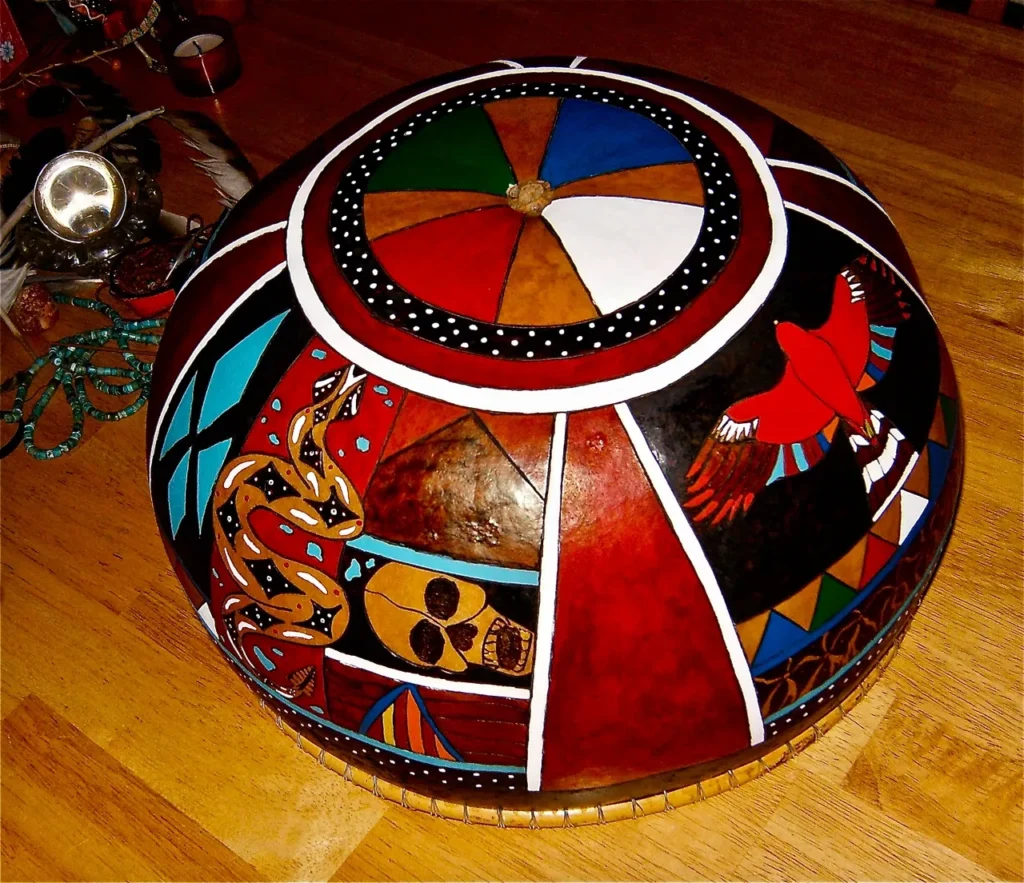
164;15;242;97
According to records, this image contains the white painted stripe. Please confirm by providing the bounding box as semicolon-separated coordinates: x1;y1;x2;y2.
221;459;256;490
287;65;788;414
295;570;328;595
768;159;891;220
525;411;568;791
898;489;929;545
569;56;587;69
493;59;524;69
178;221;287;301
872;450;919;522
784;202;934;321
615;403;765;746
223;549;248;587
324;649;531;700
147;257;287;482
288;508;319;526
197;602;217;638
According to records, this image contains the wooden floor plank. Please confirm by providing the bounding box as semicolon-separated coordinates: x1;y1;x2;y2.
845;698;1024;880
0;696;262;882
1;458;387;880
751;774;996;882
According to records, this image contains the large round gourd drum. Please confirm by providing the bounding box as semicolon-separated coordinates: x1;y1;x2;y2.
147;57;963;826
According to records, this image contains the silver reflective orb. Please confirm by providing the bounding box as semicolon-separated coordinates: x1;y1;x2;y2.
33;151;127;243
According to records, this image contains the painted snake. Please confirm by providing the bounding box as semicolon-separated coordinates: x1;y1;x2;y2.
213;363;368;657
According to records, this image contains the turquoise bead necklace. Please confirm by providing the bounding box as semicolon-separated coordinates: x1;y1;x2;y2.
1;294;164;459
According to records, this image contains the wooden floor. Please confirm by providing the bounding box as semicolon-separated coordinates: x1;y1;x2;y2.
1;1;1022;879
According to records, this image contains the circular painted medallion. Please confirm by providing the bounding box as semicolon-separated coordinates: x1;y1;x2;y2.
290;67;786;412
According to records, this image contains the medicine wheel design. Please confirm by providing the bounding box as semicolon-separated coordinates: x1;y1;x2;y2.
346;88;731;340
293;75;784;412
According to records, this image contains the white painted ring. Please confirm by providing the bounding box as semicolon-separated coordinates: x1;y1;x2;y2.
287;64;788;414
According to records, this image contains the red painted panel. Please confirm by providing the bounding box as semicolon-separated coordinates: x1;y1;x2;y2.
204;341;405;715
213;340;358;577
322;377;404;496
540;407;750;791
379;392;471;461
477;412;555;496
322;656;529;764
370;207;524;322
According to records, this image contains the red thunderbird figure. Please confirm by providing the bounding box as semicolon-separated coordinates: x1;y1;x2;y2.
685;255;918;527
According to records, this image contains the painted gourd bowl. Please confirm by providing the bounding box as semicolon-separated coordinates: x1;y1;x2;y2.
147;57;963;825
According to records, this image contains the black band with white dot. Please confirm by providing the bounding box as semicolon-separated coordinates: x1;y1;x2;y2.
269;702;529;794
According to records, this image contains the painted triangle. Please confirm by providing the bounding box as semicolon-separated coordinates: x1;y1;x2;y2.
860;533;897;588
871;493;903;544
927;440;952;501
928;400;948;446
540;98;692;187
752;611;810;671
477;411;555;497
774;577;822;631
940;395;958;446
368;104;514;196
542;196;704;314
363;190;506;241
364;414;544;567
484;97;559;182
736;611;771;663
810;573;859;631
380;393;471;462
899;490;929;544
496;217;598;326
369;207;523;322
828;537;867;587
904;445;930;497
